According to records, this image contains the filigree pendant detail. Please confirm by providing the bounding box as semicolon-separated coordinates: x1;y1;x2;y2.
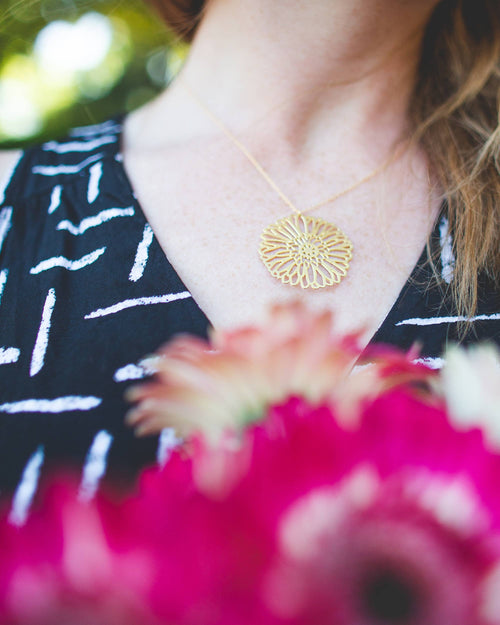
259;213;353;289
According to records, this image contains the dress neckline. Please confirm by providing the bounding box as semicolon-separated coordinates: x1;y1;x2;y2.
111;116;440;354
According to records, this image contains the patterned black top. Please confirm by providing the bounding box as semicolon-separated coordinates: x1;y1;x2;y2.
1;119;499;517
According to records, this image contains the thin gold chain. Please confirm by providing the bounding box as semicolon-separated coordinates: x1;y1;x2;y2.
180;80;407;216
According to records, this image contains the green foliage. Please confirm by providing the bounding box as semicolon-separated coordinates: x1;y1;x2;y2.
0;0;186;147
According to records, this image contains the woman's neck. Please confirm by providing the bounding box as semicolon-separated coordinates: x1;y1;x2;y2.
129;0;439;177
168;0;438;154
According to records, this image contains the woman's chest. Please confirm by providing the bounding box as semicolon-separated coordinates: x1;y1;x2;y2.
123;148;439;344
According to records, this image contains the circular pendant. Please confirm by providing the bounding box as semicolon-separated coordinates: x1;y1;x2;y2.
259;213;353;289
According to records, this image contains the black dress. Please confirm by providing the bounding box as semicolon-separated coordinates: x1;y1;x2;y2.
1;119;499;513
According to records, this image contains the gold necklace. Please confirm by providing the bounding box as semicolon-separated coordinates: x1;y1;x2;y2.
180;80;405;289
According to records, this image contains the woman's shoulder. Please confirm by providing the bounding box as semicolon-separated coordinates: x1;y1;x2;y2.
0;150;22;175
0;150;23;203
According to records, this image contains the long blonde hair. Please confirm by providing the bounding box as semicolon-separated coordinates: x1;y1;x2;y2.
149;0;500;319
411;0;500;318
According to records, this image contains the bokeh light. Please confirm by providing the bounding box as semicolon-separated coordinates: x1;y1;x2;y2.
34;12;114;74
0;0;187;146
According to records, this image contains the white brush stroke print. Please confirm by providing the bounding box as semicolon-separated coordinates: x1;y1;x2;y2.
0;268;8;304
30;247;106;274
30;288;56;377
48;185;62;214
70;120;122;137
439;216;455;284
413;356;445;370
0;347;20;365
32;153;102;176
57;208;134;235
87;162;103;203
396;313;500;327
43;136;117;154
79;430;114;502
129;224;154;282
0;396;102;413
85;291;192;319
113;363;148;382
9;447;44;526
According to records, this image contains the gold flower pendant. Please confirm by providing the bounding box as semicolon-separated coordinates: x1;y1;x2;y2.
259;213;353;289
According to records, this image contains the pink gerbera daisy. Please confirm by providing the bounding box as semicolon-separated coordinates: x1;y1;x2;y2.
117;390;500;625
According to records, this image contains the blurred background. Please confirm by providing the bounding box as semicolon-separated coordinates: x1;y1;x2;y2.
0;0;186;148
